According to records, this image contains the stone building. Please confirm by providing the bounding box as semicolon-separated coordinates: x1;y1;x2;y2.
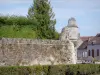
78;34;100;62
60;17;79;42
60;17;100;63
60;17;82;62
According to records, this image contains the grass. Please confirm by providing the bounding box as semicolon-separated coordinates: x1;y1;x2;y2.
0;25;36;38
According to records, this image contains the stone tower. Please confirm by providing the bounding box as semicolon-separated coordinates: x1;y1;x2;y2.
60;17;79;42
60;17;80;63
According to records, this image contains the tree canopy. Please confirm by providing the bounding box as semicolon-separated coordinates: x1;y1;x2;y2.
28;0;56;39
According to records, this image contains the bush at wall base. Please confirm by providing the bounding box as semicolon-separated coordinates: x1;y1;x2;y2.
0;64;100;75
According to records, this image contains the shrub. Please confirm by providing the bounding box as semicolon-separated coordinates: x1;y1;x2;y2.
0;64;100;75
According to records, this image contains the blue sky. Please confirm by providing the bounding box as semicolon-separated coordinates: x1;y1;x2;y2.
0;0;100;36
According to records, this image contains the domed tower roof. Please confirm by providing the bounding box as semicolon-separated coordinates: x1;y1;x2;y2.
67;17;78;28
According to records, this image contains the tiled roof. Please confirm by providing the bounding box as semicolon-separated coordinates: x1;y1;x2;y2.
88;37;100;45
78;40;88;50
78;34;100;50
80;36;94;41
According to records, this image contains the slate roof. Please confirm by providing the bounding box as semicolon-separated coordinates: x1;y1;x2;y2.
96;33;100;37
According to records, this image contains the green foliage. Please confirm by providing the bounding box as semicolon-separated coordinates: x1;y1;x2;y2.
54;31;60;40
0;64;100;75
28;0;56;39
66;64;100;75
0;15;37;26
0;25;36;38
0;25;59;39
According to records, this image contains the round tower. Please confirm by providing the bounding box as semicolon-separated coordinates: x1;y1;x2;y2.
60;17;79;41
60;17;79;63
67;17;78;28
67;17;79;41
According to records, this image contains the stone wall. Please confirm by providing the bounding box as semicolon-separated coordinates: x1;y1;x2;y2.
0;38;76;66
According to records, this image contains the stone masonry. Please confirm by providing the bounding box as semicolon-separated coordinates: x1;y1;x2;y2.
0;38;76;66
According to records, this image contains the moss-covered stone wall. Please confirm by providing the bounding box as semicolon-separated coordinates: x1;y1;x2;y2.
0;38;76;66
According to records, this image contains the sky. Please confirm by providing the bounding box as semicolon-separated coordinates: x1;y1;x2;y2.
0;0;100;36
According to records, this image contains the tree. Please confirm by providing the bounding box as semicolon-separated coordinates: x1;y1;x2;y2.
27;0;56;39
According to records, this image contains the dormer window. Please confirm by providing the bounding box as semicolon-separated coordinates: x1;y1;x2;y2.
96;33;100;37
85;46;87;49
92;42;94;45
92;41;96;45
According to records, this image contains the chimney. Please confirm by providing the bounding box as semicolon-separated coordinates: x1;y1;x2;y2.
88;37;91;41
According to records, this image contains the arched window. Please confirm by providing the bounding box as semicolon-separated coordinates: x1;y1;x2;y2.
97;49;99;56
92;49;94;57
88;50;90;56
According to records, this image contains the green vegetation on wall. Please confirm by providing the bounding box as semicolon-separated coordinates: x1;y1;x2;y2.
0;15;37;26
0;25;36;38
0;64;100;75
